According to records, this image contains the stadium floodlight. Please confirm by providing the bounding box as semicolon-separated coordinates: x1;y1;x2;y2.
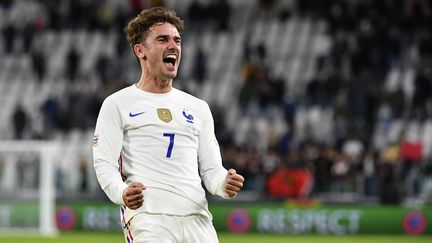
0;140;58;236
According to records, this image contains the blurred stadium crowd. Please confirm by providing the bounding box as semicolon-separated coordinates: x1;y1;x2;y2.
1;0;432;205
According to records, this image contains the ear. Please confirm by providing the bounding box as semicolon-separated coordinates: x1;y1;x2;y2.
134;43;146;60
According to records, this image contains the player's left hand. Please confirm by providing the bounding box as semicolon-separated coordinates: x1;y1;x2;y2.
224;169;244;198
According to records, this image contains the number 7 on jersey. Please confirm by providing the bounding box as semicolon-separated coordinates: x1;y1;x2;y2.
163;133;175;158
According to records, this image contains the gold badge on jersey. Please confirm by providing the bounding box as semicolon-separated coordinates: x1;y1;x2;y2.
157;108;172;123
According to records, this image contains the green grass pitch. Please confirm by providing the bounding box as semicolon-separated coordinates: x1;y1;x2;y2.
0;232;430;243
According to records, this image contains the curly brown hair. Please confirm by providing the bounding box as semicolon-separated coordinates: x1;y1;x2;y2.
124;7;184;48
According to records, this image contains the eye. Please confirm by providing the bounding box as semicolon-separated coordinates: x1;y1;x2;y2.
156;36;168;43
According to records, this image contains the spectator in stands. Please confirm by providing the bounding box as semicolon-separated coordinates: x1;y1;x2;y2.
79;156;88;192
238;54;264;115
11;104;28;140
0;0;12;9
362;148;378;196
330;153;352;192
418;30;432;60
282;97;298;124
96;53;110;84
188;0;206;33
93;7;244;242
188;0;231;33
268;74;285;106
44;1;62;31
258;0;277;19
86;90;103;127
341;132;364;172
257;76;272;115
66;45;80;82
411;67;432;120
31;48;46;82
67;89;91;130
41;95;60;137
193;47;207;83
312;145;334;193
2;22;16;54
386;87;405;119
22;22;36;53
400;130;423;197
379;142;401;204
278;121;293;156
98;1;116;32
211;104;233;146
212;0;231;32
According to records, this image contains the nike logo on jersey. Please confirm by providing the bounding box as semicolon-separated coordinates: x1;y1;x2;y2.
129;111;145;117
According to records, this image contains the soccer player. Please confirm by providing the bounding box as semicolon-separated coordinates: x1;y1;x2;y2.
93;7;244;243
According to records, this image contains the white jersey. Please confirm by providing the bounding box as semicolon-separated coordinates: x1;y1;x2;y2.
93;84;228;223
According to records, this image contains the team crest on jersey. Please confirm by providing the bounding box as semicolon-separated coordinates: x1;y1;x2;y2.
157;108;172;123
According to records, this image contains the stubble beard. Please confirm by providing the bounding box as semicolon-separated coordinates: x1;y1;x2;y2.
155;77;172;88
158;67;178;88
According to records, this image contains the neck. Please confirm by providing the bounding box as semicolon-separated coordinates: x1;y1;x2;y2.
136;73;173;94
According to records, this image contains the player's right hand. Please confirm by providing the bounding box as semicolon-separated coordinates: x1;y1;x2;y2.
122;182;145;210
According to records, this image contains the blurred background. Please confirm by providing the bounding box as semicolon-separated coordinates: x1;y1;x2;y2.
0;0;432;236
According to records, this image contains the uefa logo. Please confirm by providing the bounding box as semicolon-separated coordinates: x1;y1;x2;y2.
403;211;427;235
226;209;252;233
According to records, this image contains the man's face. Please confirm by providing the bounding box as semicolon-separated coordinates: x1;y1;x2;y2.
140;22;181;81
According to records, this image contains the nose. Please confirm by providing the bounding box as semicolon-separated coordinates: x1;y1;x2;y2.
167;38;178;50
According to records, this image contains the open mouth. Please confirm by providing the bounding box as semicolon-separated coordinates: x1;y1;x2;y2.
163;54;176;68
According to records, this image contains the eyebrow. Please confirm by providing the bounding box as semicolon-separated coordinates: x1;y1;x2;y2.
156;35;181;41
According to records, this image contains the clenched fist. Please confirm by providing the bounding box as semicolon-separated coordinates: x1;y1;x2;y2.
224;169;245;198
122;182;145;210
